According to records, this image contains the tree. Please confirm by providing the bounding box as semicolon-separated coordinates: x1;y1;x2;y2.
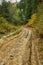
0;5;2;17
1;0;11;21
20;0;41;21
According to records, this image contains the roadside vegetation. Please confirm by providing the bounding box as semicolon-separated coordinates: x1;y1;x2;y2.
0;0;43;38
33;2;43;37
26;2;43;38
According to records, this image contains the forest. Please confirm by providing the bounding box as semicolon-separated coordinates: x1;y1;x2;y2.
0;0;43;37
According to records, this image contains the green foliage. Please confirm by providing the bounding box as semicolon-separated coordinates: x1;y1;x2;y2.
28;14;37;25
0;17;16;33
33;2;43;34
20;0;43;22
1;0;10;18
8;3;26;25
0;0;43;29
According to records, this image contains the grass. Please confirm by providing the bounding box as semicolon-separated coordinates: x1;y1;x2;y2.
33;2;43;35
28;14;37;26
0;26;22;38
27;2;43;36
0;17;22;38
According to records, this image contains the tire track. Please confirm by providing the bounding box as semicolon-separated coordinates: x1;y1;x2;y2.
2;29;29;65
0;28;23;48
0;29;25;60
0;28;41;65
31;30;41;65
0;28;30;65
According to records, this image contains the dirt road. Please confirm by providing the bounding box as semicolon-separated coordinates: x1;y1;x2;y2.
0;27;41;65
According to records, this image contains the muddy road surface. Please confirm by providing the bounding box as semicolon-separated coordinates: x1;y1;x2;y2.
0;28;41;65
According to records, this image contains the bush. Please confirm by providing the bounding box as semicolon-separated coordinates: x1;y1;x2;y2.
28;14;37;25
0;17;16;33
33;2;43;35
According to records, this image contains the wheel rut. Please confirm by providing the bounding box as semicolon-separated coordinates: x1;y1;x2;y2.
0;28;41;65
